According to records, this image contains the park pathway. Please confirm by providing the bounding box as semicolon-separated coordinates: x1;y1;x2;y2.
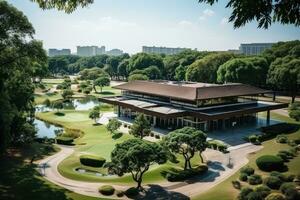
37;143;262;199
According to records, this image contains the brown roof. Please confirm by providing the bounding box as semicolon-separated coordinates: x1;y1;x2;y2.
113;81;271;101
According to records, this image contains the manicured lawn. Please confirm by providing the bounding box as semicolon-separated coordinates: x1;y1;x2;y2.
0;142;108;200
36;110;202;185
193;112;300;200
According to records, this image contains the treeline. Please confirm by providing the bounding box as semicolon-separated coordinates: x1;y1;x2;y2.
48;40;299;102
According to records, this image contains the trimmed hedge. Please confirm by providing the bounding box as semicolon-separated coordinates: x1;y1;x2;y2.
248;174;262;185
116;190;124;197
254;185;271;198
55;136;74;145
98;185;115;196
264;176;283;189
80;154;106;167
280;182;296;194
256;155;284;172
265;193;285;200
276;135;288;143
240;166;255;176
260;123;299;141
239;173;248;182
165;165;208;182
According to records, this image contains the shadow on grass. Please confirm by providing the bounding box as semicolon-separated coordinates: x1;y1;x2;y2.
136;184;190;200
92;123;102;126
98;91;115;95
54;112;65;116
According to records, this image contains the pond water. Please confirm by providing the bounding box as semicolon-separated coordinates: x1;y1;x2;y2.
36;96;100;112
34;119;63;138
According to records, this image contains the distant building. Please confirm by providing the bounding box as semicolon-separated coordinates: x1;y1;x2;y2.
48;48;71;57
97;46;106;55
239;43;274;55
77;46;98;57
106;48;124;56
227;49;241;54
142;46;190;55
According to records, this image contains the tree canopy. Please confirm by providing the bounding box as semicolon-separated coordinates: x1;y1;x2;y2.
129;114;151;139
106;118;122;134
0;1;47;153
163;127;207;170
106;139;167;189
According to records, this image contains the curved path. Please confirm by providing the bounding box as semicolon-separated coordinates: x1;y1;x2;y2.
37;143;262;199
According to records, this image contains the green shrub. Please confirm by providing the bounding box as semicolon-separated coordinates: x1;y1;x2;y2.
270;171;286;181
261;123;299;136
254;185;271;198
284;187;300;200
218;144;228;153
165;165;208;182
240;166;255;176
264;176;283;189
248;135;259;144
116;190;124;197
248;174;262;185
55;136;74;145
277;152;289;162
293;138;300;144
79;155;106;167
280;182;296;194
155;134;160;139
125;187;139;197
256;155;284;172
98;185;115;196
276;135;288;143
239;173;248;182
247;191;263;200
238;187;253;200
265;193;285;200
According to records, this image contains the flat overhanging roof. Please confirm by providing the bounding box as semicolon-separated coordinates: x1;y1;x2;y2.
100;96;288;119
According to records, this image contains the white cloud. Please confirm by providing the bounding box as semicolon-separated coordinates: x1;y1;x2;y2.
220;17;228;26
178;20;193;27
199;9;215;20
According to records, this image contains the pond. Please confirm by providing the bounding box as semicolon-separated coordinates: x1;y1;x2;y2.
34;119;63;138
36;96;100;112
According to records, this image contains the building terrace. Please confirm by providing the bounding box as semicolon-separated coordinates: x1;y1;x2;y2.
100;80;288;131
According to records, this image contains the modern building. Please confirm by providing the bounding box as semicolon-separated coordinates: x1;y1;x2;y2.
142;46;190;55
76;45;106;56
106;48;124;56
100;80;287;132
48;48;71;57
239;43;274;55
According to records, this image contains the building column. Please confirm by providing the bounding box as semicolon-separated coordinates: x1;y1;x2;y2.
272;91;276;102
153;116;157;127
117;106;121;117
222;119;226;130
266;110;270;125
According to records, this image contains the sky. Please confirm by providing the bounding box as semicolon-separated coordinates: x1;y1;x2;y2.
8;0;300;54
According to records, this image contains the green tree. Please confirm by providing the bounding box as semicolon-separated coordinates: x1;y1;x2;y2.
106;139;167;189
79;67;108;80
267;56;300;103
186;53;234;83
129;114;151;139
93;76;110;93
174;65;186;81
61;89;74;100
52;100;64;113
163;127;207;170
89;109;100;124
198;0;300;29
117;59;129;80
217;57;269;87
144;66;161;80
127;53;164;73
0;1;47;153
289;103;300;121
128;74;149;81
106;118;122;134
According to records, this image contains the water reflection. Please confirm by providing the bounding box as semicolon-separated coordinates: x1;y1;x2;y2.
34;119;63;138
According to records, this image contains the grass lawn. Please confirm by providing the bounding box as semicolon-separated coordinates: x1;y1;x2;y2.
193;112;300;200
36;110;203;185
0;142;108;200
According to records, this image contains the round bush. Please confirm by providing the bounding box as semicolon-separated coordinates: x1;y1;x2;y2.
265;193;285;200
285;188;300;200
240;166;255;176
256;155;284;172
247;191;263;200
55;136;73;145
276;135;288;143
248;174;263;185
239;173;248;181
116;190;124;197
98;185;115;196
254;185;271;198
264;176;283;189
125;187;139;197
280;182;296;194
80;155;106;167
270;171;286;181
238;187;253;200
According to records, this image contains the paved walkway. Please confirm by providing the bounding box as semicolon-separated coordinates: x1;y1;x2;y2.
36;143;262;199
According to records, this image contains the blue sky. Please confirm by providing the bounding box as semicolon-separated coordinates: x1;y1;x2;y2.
9;0;300;54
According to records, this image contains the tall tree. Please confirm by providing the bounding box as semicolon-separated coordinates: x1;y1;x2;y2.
106;118;122;134
93;75;110;93
129;114;151;139
198;0;300;29
0;1;47;153
163;127;207;170
106;139;167;189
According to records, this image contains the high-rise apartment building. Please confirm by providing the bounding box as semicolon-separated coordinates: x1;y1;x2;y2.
106;48;124;56
48;48;71;57
142;46;190;55
239;43;274;55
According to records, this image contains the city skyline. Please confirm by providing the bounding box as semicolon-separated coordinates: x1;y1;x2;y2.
9;0;300;54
